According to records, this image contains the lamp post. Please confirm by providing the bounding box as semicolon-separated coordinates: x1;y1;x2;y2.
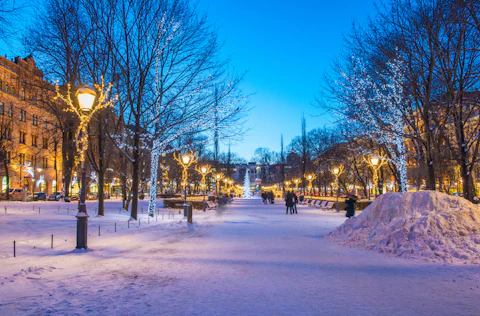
364;155;387;198
214;172;224;196
196;164;212;212
55;80;115;249
293;178;300;192
174;151;198;223
284;180;291;191
304;173;316;196
331;165;344;212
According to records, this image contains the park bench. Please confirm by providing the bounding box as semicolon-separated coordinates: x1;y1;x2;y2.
206;201;217;210
302;199;311;205
315;200;328;209
310;200;318;207
320;201;335;210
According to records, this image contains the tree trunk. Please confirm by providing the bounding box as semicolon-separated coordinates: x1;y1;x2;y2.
4;160;10;201
98;169;105;216
130;133;140;220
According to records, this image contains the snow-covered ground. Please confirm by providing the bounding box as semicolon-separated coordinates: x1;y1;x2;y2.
1;198;479;315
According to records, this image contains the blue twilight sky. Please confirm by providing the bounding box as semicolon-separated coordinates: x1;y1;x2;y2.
197;0;377;161
0;0;377;161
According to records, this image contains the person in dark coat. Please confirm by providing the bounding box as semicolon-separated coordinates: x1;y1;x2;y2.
285;191;293;214
261;192;267;204
269;191;275;204
292;192;298;214
345;193;358;218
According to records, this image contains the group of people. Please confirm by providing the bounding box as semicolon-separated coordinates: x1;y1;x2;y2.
261;191;275;204
284;191;298;214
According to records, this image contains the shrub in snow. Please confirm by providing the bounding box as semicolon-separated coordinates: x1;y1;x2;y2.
329;191;480;264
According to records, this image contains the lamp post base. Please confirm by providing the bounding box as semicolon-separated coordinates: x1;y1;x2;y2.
76;212;89;249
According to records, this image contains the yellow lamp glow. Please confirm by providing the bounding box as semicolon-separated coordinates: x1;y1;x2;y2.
371;157;379;166
181;154;191;165
201;166;207;174
333;168;339;175
76;87;96;112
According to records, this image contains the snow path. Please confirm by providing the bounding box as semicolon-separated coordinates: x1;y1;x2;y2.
1;198;479;315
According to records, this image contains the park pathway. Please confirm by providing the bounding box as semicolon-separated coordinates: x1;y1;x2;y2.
1;197;479;315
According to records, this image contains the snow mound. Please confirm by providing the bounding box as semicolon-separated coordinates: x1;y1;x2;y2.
329;191;480;264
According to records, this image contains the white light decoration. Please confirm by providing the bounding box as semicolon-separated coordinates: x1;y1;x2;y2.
243;169;252;199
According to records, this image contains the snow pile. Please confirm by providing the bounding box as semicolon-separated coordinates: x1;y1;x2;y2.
329;191;480;264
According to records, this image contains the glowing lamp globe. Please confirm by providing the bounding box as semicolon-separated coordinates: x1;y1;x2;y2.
201;166;207;174
371;157;379;166
308;175;312;180
333;168;339;175
76;87;96;112
181;154;191;165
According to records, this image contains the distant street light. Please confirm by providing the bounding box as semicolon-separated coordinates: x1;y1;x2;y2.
304;173;316;196
293;178;300;192
214;172;224;196
196;164;212;212
331;165;344;212
364;155;387;198
174;151;198;223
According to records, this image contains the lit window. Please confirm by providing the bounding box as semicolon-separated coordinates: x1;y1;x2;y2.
20;109;26;122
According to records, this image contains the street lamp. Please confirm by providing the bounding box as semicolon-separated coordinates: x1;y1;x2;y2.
195;164;212;212
174;151;198;223
293;178;300;192
364;155;387;199
214;172;224;196
304;173;316;196
284;180;291;191
331;165;344;212
55;79;116;249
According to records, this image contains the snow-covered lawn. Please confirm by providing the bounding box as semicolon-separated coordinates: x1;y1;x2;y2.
1;198;479;315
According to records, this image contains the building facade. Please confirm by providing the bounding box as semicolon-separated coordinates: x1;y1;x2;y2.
0;55;62;195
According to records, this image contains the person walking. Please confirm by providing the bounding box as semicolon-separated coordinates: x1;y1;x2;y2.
345;193;358;219
269;191;275;204
292;192;298;214
285;191;293;214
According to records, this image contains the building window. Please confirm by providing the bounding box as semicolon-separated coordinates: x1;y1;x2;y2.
32;134;38;147
42;137;48;149
32;114;38;126
2;127;11;140
11;85;15;95
43;118;47;128
20;109;26;122
0;102;3;115
42;157;48;168
7;105;12;117
19;153;25;165
5;83;8;93
19;131;26;144
21;88;25;101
